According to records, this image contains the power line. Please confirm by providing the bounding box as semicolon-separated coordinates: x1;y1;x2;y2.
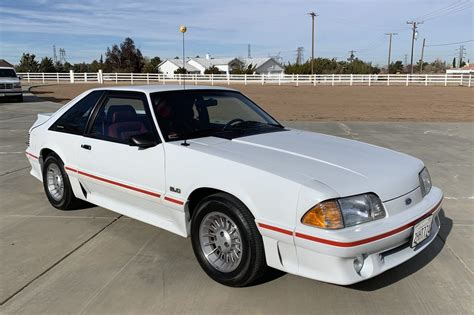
413;1;472;21
422;2;473;22
426;39;474;47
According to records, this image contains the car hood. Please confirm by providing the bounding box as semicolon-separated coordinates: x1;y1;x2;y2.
189;129;424;201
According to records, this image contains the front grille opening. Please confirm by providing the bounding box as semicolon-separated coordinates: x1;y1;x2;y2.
380;241;410;259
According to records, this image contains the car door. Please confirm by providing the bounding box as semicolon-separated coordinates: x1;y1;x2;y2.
76;91;172;231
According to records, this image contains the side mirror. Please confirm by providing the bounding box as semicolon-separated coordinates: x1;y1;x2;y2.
129;132;158;149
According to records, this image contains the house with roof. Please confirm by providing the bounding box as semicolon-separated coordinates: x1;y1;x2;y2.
0;59;14;68
158;54;285;76
187;55;242;75
240;57;284;75
446;64;474;74
157;58;200;77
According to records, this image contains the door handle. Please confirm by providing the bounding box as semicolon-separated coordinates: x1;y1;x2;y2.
81;144;91;150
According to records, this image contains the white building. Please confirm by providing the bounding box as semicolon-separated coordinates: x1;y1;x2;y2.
158;55;285;76
446;64;474;74
157;59;199;78
187;55;241;75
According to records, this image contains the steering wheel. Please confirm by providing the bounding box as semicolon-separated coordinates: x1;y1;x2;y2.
223;118;245;130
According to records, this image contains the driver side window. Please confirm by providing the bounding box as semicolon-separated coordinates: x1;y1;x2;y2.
88;94;153;144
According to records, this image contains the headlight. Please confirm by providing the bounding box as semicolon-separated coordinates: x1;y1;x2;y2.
301;193;386;229
338;193;385;227
419;167;432;197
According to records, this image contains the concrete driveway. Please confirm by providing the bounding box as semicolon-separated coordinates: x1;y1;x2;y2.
0;92;472;314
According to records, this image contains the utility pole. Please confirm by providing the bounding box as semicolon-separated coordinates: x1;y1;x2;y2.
419;38;426;73
308;11;318;75
348;50;356;63
385;33;397;73
407;21;423;75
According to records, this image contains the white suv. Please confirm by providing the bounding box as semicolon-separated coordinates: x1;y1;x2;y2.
0;67;22;102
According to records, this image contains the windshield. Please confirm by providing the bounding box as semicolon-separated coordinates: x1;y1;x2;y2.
0;69;17;78
150;90;284;142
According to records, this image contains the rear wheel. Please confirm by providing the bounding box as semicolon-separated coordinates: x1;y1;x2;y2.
42;154;79;210
191;193;266;287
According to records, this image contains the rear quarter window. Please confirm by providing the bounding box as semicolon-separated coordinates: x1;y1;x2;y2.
49;91;103;135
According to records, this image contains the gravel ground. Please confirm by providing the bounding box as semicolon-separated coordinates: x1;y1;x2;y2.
30;84;473;122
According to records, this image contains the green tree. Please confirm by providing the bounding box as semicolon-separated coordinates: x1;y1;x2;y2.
231;63;256;74
204;65;221;74
142;56;162;73
89;60;101;72
104;37;144;72
16;53;39;72
73;63;89;73
38;57;56;72
389;60;404;74
63;62;73;72
285;57;379;74
423;59;447;73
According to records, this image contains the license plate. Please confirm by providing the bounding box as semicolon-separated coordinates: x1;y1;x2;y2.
411;215;433;248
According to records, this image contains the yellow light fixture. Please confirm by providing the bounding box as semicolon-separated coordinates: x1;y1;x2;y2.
179;25;187;33
301;200;344;229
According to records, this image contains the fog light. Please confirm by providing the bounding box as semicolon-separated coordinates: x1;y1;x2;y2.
353;255;365;274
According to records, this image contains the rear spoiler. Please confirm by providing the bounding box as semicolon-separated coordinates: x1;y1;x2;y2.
29;112;53;132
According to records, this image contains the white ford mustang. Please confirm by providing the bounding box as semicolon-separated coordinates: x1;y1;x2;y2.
26;85;443;287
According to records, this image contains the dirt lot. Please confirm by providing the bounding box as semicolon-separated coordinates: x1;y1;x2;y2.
30;84;473;121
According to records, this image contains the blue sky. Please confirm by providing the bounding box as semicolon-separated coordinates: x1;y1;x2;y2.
0;0;472;66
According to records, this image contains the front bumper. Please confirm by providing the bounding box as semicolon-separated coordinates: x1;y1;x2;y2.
294;187;443;285
0;89;22;97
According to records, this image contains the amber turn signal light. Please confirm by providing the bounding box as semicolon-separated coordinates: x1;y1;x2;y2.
301;200;344;229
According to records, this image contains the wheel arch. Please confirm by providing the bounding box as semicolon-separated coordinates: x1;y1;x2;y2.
186;187;257;222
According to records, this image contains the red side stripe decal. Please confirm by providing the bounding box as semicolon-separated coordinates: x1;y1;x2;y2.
65;167;161;198
25;152;39;159
258;223;293;236
64;166;186;206
77;170;162;198
259;199;442;247
164;196;185;205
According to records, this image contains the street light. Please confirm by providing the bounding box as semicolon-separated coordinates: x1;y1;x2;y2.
308;12;317;76
180;25;187;87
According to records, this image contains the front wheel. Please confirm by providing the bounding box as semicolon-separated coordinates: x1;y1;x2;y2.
191;193;266;287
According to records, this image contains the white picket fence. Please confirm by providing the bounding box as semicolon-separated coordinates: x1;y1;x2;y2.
18;71;473;87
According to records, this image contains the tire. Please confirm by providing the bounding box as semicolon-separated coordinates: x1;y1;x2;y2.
42;153;79;210
191;193;266;287
15;95;23;102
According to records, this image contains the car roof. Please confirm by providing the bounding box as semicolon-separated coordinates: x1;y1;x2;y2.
0;67;16;70
90;84;238;94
